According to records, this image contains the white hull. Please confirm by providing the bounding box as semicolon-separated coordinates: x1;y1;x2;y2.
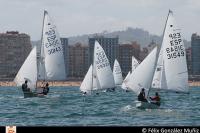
135;101;160;109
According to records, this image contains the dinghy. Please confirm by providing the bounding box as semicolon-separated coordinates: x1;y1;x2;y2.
127;10;189;109
113;59;123;87
80;65;93;94
126;47;158;109
14;10;66;98
80;41;115;94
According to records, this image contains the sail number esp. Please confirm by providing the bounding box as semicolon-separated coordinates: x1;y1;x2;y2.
45;28;62;55
96;51;109;69
166;32;185;59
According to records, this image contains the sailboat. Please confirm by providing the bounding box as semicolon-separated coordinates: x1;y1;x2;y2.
126;47;158;109
121;56;139;91
14;46;38;97
93;41;115;92
80;65;93;94
80;41;115;94
126;10;189;109
14;10;66;98
151;10;189;93
113;59;123;86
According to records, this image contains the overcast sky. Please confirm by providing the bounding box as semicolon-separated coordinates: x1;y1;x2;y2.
0;0;200;41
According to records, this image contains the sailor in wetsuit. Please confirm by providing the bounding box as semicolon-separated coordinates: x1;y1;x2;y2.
22;80;31;93
150;92;161;106
138;88;148;102
43;83;49;95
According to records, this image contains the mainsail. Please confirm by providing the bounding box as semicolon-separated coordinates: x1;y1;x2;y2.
93;41;115;90
162;10;188;93
113;59;123;86
39;10;66;81
126;47;158;97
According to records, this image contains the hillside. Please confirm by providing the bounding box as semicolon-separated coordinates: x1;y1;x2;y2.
32;27;191;48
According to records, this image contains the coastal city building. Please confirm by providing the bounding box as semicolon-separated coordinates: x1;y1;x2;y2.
191;33;200;76
119;42;141;76
147;40;157;53
139;47;148;61
89;35;119;69
0;31;31;80
60;38;69;79
186;47;192;75
68;43;89;79
139;41;157;62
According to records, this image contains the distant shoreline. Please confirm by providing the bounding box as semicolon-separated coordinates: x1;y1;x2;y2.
0;81;82;87
0;81;200;87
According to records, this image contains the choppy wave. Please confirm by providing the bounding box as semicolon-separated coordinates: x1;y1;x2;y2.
0;86;199;126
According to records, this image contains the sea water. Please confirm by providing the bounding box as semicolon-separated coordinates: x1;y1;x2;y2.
0;86;199;126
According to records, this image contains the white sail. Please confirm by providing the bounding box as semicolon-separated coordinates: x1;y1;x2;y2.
122;56;139;90
92;57;101;90
14;46;37;90
80;65;93;94
42;10;66;80
162;10;188;93
113;59;123;86
121;71;131;90
151;44;167;89
126;47;158;97
94;41;115;90
131;56;139;72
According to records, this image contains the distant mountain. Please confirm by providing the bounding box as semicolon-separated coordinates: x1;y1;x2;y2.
32;27;191;48
68;27;191;48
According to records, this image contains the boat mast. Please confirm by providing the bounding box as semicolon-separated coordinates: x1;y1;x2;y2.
37;10;46;88
43;10;47;82
91;41;95;93
147;10;172;98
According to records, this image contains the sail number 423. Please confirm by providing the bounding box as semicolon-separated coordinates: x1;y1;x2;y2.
166;32;185;59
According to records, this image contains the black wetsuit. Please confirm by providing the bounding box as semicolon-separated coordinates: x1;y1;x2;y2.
22;83;30;92
43;87;49;95
22;83;36;98
138;92;148;102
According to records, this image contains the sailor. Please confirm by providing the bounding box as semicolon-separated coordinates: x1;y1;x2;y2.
43;82;49;95
138;88;148;102
106;87;115;92
22;80;30;93
125;89;129;92
82;91;87;96
150;92;161;106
